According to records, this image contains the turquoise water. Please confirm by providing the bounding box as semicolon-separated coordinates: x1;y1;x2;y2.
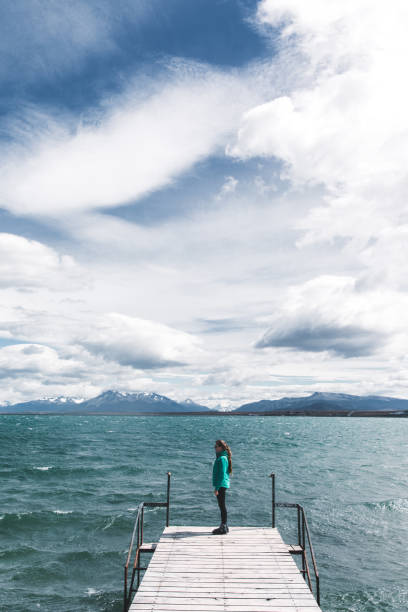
0;415;407;611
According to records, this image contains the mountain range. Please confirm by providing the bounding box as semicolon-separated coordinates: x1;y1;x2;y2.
236;391;408;416
0;390;209;414
1;390;408;416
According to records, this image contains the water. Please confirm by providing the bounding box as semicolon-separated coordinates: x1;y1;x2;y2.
0;415;407;611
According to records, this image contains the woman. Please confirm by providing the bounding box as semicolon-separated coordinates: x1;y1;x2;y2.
212;439;232;535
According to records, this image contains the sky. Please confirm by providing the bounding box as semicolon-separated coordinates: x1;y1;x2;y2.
1;0;408;408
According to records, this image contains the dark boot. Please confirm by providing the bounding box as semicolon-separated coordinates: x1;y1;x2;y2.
212;523;228;535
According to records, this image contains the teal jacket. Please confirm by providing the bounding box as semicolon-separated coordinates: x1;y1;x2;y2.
212;450;230;490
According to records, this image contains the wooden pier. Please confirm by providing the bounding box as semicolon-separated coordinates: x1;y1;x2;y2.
128;525;322;612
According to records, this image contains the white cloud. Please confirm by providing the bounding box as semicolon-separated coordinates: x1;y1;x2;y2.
2;1;408;405
0;305;203;403
0;344;84;379
78;312;201;369
256;275;408;358
216;176;238;199
221;0;408;396
0;233;84;290
0;0;154;85
229;0;408;260
0;65;262;217
0;305;201;370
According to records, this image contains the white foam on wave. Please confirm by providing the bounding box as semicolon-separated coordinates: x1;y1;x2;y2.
52;510;73;514
102;516;115;530
86;587;101;596
34;466;52;471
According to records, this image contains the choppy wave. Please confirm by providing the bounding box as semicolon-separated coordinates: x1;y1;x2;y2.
328;585;408;611
0;509;135;538
1;414;407;612
358;497;408;513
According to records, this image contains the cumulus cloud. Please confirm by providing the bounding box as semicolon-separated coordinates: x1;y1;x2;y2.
0;304;205;403
0;344;84;380
78;312;200;369
2;0;408;404
220;0;408;385
0;233;84;290
257;323;381;358
229;0;408;261
0;64;263;217
0;305;200;371
255;275;407;358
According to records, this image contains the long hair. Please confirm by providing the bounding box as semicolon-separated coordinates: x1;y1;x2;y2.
216;439;232;474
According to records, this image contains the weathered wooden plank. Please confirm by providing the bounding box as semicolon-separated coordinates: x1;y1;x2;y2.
140;575;307;581
134;597;317;605
143;572;301;578
130;602;320;612
139;580;307;587
136;592;312;599
129;525;321;612
147;565;300;569
132;602;302;609
138;588;311;595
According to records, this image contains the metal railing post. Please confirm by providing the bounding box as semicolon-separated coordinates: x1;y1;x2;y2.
166;472;171;527
123;566;127;612
140;506;144;547
124;473;173;611
297;505;301;547
270;475;320;606
301;507;306;576
136;512;141;589
270;473;275;528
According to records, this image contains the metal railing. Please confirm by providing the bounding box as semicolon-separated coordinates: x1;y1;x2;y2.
270;473;320;606
123;472;171;612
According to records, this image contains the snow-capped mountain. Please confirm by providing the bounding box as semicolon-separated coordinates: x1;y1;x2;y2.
79;390;187;413
1;390;407;415
180;398;210;411
45;396;84;404
234;391;408;414
0;391;210;414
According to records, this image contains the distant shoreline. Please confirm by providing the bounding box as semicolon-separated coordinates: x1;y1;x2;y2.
1;410;407;417
3;390;408;417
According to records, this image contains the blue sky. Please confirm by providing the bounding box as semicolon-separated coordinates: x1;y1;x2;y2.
0;0;407;407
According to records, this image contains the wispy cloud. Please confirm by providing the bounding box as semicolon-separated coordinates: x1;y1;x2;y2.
216;176;238;200
0;0;154;86
0;63;263;217
1;1;408;405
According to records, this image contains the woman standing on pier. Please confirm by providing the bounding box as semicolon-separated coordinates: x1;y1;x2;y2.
212;439;232;534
